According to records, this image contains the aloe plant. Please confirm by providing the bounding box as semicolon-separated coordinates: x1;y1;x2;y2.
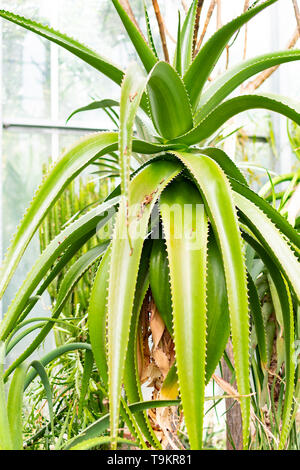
0;0;299;450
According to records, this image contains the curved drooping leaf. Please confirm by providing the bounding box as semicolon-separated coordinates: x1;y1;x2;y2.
235;192;300;299
242;232;295;450
247;273;268;366
111;0;157;73
3;241;109;379
24;343;92;389
149;239;173;335
147;62;193;140
29;361;54;441
124;241;160;449
174;152;250;449
144;4;159;60
0;132;118;299
175;94;300;146
66;99;119;123
0;10;124;85
196;50;300;120
0;197;116;343
205;230;230;382
184;0;278;110
107;159;182;446
160;178;208;450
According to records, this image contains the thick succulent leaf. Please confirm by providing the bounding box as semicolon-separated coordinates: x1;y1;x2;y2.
144;4;159;59
205;230;230;382
177;0;198;74
149;239;173;335
0;10;123;85
174;152;250;449
160;178;208;450
124;241;160;448
198;147;248;186
66;99;119;123
0;132;118;299
242;233;295;449
175;94;300;146
64;398;180;450
119;63;147;199
3;240;109;379
196;50;300;120
0;197;116;342
107;159;182;446
111;0;157;72
231;179;300;251
235;193;300;299
183;0;278;110
6;363;27;450
78;349;94;417
0;342;13;450
147;62;193;140
247;273;268;366
88;247;111;386
174;12;182;75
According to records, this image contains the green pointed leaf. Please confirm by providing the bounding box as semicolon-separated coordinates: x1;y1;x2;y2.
24;343;92;389
0;197;116;343
160;178;208;450
147;61;193;140
184;0;278;110
231;179;300;251
242;233;295;450
78;350;94;417
175;94;300;146
107;159;182;446
0;10;124;85
124;241;160;448
205;230;230;382
177;0;198;74
119;63;147;199
88;247;111;386
6;363;27;450
64;398;180;450
111;0;157;72
144;3;159;60
196;50;300;120
174;152;250;449
3;240;109;379
29;361;54;442
235;192;300;299
0;342;13;450
0;132;118;299
247;273;268;366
